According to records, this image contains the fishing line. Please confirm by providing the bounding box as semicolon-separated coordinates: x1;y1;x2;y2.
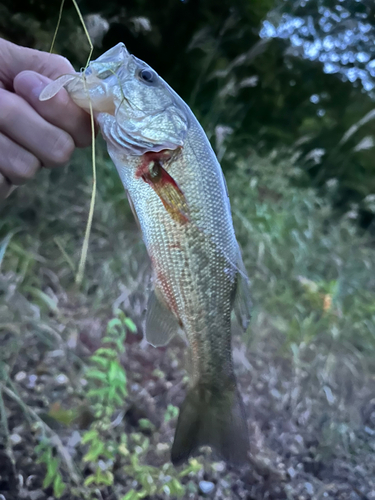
50;0;97;286
49;0;65;54
71;0;93;68
71;0;97;286
76;74;97;286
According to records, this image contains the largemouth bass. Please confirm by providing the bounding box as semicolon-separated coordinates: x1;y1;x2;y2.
40;43;252;465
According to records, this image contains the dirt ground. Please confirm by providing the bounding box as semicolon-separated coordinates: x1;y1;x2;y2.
1;280;375;500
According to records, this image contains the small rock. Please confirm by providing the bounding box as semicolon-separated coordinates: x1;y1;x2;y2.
27;374;38;389
49;349;64;358
287;466;296;479
15;371;27;382
270;388;282;399
199;480;215;495
289;444;300;455
354;465;367;476
304;482;314;495
295;434;304;445
212;461;226;472
98;459;109;470
67;431;81;449
323;385;335;404
26;475;38;488
28;491;45;500
10;433;22;445
55;373;69;385
156;443;169;453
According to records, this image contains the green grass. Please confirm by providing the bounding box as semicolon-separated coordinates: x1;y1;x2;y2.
1;142;375;497
228;153;375;395
2;142;375;362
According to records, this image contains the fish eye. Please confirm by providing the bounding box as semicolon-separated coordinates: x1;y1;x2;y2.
139;68;156;84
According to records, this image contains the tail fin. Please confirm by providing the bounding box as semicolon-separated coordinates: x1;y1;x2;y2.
171;381;249;466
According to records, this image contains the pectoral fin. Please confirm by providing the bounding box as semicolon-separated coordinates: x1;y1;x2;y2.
125;190;141;230
231;251;252;333
145;290;179;347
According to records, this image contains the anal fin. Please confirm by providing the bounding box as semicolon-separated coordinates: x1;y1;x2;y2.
145;290;179;347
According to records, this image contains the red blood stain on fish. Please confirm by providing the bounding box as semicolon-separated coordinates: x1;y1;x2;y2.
136;149;190;224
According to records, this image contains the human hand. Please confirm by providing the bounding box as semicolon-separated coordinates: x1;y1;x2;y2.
0;38;93;199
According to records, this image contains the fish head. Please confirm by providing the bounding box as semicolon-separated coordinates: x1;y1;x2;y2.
41;43;189;155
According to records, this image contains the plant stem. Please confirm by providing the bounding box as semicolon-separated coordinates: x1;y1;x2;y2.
0;383;81;484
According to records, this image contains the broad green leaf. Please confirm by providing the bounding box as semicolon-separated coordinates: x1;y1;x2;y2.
95;347;117;358
178;458;202;477
81;429;99;444
87;388;108;399
83;440;105;462
99;470;114;486
84;474;96;486
138;419;155;432
53;475;66;498
90;355;110;369
108;360;121;382
86;369;108;382
110;391;125;406
121;489;139;500
124;318;137;333
102;335;116;344
168;478;185;497
107;318;122;333
42;457;59;488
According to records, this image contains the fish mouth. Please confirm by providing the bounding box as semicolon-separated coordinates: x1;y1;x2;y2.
85;42;131;78
59;43;132;114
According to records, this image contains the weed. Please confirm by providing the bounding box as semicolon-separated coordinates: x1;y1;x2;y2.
1;145;375;497
35;439;66;498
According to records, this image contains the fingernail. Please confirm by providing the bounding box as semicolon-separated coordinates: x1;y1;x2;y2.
14;71;51;99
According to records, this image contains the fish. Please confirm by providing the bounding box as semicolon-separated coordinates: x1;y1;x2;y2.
40;43;252;465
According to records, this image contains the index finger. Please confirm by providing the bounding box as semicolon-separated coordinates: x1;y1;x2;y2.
0;38;73;90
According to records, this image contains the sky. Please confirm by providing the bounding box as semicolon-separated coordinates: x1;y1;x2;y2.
259;1;375;96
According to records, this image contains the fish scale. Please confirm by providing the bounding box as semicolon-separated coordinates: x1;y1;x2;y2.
41;42;252;466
